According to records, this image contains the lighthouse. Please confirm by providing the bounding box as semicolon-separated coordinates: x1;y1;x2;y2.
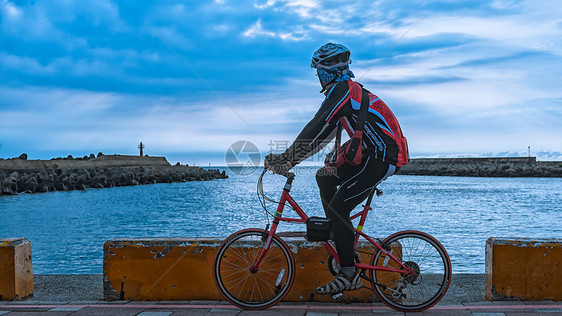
138;142;145;157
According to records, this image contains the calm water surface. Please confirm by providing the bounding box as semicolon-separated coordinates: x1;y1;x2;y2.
1;167;561;274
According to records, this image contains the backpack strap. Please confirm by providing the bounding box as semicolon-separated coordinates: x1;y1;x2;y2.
354;88;370;134
333;83;368;150
341;88;370;165
335;122;342;148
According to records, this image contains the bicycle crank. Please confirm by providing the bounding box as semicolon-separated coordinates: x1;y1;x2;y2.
328;251;361;276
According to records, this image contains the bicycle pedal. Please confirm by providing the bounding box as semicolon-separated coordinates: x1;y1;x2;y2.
331;292;352;304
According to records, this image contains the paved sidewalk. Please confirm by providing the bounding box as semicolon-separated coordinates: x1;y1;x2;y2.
0;274;560;315
1;301;562;315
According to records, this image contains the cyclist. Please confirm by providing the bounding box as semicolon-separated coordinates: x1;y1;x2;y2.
265;42;408;295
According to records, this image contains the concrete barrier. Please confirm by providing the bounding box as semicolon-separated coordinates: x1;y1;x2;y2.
485;237;562;301
103;236;388;302
0;238;33;300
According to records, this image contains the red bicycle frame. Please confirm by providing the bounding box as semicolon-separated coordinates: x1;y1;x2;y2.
250;172;410;276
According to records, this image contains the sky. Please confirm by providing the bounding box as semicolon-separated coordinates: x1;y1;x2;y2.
1;0;561;166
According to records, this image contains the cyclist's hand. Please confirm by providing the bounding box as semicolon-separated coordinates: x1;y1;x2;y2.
264;153;274;170
271;163;290;176
265;153;282;170
264;153;292;174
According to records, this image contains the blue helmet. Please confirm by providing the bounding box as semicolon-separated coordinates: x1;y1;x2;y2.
311;43;354;88
311;42;351;69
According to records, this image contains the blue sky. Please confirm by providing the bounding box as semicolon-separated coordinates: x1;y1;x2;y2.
1;0;561;165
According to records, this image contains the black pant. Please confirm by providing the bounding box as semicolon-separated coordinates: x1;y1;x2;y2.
316;156;396;267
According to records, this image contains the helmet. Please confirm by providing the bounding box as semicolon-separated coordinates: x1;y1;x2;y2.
311;42;351;69
311;43;354;91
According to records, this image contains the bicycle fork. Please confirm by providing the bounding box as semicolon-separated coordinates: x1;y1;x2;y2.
249;233;272;273
251;178;296;273
249;220;280;273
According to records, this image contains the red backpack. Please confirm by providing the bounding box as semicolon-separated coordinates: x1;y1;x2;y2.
325;81;408;169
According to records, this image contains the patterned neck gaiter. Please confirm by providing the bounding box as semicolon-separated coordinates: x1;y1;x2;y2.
316;64;355;83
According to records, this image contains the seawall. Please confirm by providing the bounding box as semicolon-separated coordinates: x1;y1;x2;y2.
0;154;171;171
399;157;562;177
0;154;227;196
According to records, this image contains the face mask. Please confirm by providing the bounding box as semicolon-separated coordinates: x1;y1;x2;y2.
317;66;356;94
317;68;338;83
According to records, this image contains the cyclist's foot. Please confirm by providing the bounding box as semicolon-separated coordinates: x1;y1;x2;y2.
315;272;363;295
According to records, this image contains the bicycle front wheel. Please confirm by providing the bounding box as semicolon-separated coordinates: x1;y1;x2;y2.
213;229;295;310
370;230;452;312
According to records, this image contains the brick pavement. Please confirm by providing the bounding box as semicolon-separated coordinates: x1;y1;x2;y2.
1;301;561;315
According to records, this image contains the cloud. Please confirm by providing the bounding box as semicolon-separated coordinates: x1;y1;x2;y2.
1;0;562;162
1;0;21;17
254;0;276;9
0;84;323;160
243;19;276;38
243;18;308;41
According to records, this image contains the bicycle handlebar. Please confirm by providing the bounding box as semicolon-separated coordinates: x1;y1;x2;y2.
268;164;292;178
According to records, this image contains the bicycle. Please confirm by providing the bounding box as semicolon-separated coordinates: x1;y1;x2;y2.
212;168;452;312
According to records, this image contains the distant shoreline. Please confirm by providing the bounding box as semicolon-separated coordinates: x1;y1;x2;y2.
398;157;562;177
204;157;562;178
0;154;228;196
207;157;562;178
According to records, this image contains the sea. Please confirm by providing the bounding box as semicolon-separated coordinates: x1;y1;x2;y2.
1;166;561;274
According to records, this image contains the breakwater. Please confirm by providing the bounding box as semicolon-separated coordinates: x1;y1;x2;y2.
0;154;227;195
399;157;562;177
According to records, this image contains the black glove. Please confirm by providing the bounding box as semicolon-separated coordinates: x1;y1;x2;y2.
265;153;290;176
265;153;282;165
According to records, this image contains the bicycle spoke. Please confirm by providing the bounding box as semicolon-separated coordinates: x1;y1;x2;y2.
249;277;256;302
415;242;435;266
261;252;285;264
253;276;263;303
222;271;251;287
371;231;451;312
228;246;255;267
214;230;294;309
256;273;276;298
221;259;251;271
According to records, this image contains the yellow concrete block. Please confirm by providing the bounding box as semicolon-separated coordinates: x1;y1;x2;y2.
103;238;221;301
103;237;383;302
0;238;33;301
485;237;562;301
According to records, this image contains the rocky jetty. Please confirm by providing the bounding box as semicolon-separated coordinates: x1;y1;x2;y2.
398;157;562;177
0;154;227;196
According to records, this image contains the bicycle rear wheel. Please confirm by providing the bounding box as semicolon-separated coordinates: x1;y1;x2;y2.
370;230;452;312
213;229;295;310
